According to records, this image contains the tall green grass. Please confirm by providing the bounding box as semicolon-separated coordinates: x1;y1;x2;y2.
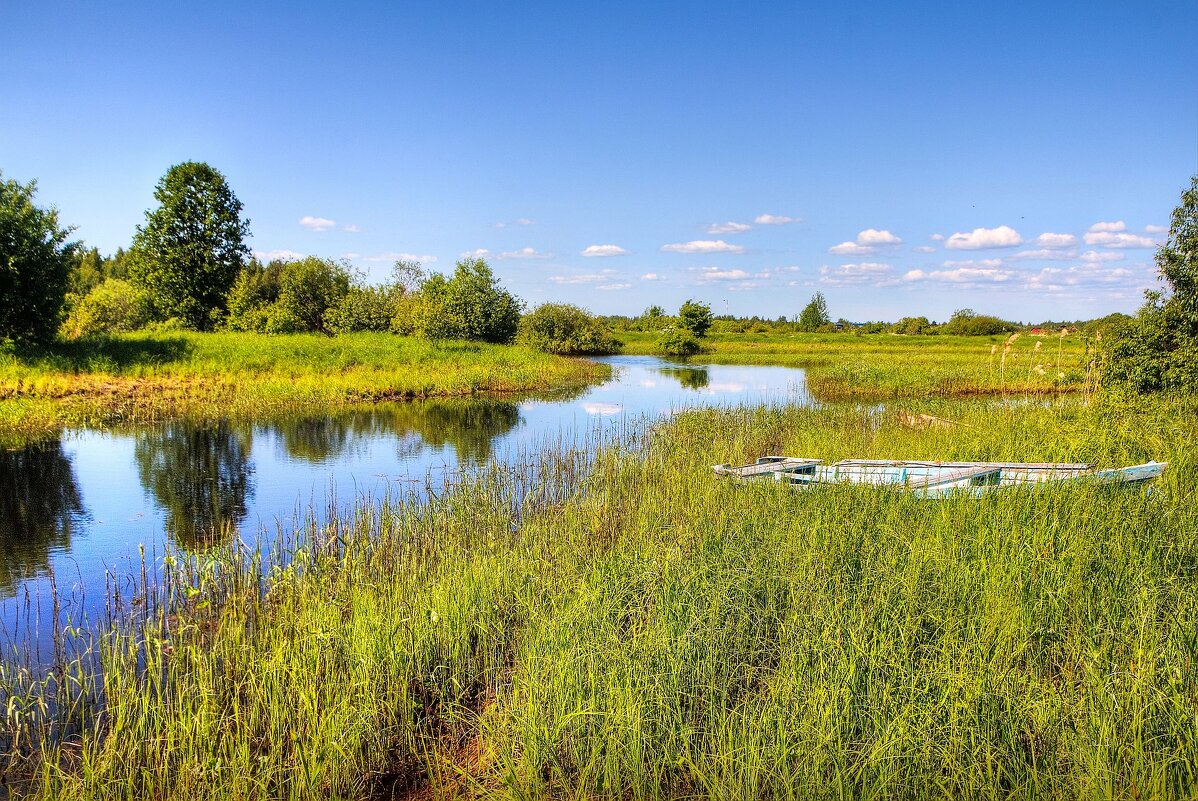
3;393;1194;799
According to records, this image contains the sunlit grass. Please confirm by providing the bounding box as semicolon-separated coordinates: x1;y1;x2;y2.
0;332;607;446
4;392;1195;799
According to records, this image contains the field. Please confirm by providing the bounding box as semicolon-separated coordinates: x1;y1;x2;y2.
2;334;1195;800
0;332;607;447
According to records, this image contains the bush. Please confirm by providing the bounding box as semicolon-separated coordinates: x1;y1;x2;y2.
325;286;397;335
61;279;155;339
517;304;623;355
224;257;351;335
656;327;702;356
417;259;522;343
940;308;1015;336
677;299;714;338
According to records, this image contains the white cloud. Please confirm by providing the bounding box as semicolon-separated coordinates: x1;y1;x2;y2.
460;248;491;259
930;233;946;241
499;247;552;259
1025;263;1139;292
548;271;617;285
299;215;337;231
640;273;660;280
254;249;305;262
705;221;752;234
1034;232;1077;249
581;244;629;257
912;245;936;253
693;268;752;281
942;259;1005;269
341;224;363;233
819;262;894;286
515;218;534;225
1080;250;1125;263
358;251;438;264
597;282;632;291
904;265;1014;284
857;228;902;246
1083;231;1156;248
754;214;798;225
661;239;745;254
828;241;875;256
1088;220;1126;233
944;225;1023;250
1145;224;1168;234
1009;249;1078;261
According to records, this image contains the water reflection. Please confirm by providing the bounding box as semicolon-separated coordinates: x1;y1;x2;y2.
387;399;521;464
134;422;254;551
0;442;85;595
657;364;710;390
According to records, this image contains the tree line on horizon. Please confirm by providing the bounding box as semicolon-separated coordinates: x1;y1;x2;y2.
2;162;1195;389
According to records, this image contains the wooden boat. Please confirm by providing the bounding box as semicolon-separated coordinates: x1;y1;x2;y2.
712;456;1167;497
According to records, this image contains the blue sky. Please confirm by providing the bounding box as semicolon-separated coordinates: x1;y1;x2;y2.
5;1;1197;322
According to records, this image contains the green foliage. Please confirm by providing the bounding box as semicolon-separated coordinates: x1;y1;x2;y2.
324;285;398;334
517;303;623;355
417;258;522;343
676;299;714;338
1105;176;1198;392
0;171;78;342
656;326;702;356
127;162;250;330
940;308;1014;336
894;315;932;335
276;257;351;334
796;292;831;332
61;279;155;339
225;258;352;335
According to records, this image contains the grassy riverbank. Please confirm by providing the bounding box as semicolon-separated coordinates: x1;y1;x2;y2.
0;332;608;447
6;392;1195;799
621;331;1096;400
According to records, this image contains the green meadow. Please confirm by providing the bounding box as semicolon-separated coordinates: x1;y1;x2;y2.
0;332;607;447
2;334;1195;799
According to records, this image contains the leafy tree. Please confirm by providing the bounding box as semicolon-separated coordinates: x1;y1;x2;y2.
677;299;713;338
325;285;397;334
275;257;351;334
0;171;79;342
1105;176;1198;391
417;258;522;343
518;303;623;355
128;162;250;329
796;292;831;332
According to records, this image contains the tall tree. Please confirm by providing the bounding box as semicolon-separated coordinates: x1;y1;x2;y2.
0;170;79;342
796;292;831;332
1105;175;1198;391
128;162;250;330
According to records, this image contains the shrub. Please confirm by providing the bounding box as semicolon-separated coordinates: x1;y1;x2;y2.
417;259;522;343
677;299;714;338
276;257;351;334
518;304;623;355
940;308;1015;336
325;286;397;334
656;327;702;356
61;279;155;339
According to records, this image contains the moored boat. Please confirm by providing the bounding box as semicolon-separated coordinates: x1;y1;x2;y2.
712;457;1167;497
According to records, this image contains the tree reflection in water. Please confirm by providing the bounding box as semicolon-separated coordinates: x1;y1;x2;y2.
658;364;710;391
134;422;253;551
0;441;85;596
274;399;524;467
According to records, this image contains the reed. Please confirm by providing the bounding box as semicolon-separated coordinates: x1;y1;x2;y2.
2;391;1194;799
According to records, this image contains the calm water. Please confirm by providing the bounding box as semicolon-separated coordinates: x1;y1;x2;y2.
1;356;808;640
